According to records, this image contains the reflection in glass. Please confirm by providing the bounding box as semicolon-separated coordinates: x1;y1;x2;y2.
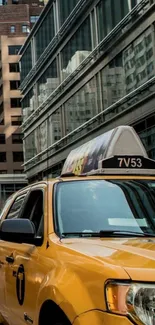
101;27;155;110
97;0;130;42
101;54;126;110
64;78;97;134
22;88;36;122
38;120;48;152
55;179;155;235
35;6;55;60
48;108;62;146
59;0;79;26
37;59;59;106
61;17;92;80
123;27;154;93
20;44;32;82
24;130;38;162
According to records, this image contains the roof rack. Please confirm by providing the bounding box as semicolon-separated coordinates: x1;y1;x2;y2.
61;126;155;176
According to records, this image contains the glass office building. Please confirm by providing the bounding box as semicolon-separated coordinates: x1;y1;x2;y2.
20;0;155;182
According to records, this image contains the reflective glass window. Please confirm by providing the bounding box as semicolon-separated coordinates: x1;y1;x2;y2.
35;6;55;60
97;0;130;42
24;130;38;162
64;78;97;134
22;88;36;122
101;28;155;110
37;59;59;106
61;17;92;80
20;44;32;82
59;0;79;25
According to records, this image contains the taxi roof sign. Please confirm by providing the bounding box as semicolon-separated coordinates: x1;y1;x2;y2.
61;126;155;176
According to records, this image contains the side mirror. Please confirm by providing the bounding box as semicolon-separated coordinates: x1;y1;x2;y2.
0;219;36;244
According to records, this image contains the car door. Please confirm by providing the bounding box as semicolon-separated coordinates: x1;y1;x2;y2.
0;192;28;324
5;185;48;325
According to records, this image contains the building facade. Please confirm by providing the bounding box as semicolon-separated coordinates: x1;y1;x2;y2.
0;0;44;207
20;0;155;182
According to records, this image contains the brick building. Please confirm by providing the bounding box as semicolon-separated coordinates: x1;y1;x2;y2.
0;0;44;207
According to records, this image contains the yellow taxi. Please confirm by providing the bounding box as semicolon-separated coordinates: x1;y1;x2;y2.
0;125;155;325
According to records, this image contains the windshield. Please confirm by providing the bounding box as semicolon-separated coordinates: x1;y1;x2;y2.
54;179;155;236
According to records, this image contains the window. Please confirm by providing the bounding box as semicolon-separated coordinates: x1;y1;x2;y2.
21;190;44;237
13;151;23;162
61;17;92;80
30;15;39;23
8;45;22;55
20;45;32;82
6;195;26;219
0;196;14;221
97;0;130;42
0;134;5;144
10;25;15;33
55;179;155;236
64;78;97;134
13;170;23;174
9;63;20;73
35;6;55;59
22;25;29;33
0;152;6;162
37;59;59;106
11;98;21;108
10;80;20;90
12;133;23;144
59;0;79;25
0;170;7;174
11;115;22;125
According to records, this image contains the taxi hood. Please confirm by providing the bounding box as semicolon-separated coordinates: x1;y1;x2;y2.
61;237;155;281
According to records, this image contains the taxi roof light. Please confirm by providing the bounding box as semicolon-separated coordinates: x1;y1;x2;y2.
61;126;155;176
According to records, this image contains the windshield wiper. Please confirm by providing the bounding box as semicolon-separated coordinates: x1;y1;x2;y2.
61;230;155;238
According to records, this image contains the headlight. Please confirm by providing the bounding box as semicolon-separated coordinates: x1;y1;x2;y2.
105;281;155;325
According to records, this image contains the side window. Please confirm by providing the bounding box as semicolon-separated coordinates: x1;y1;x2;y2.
0;196;14;220
6;195;26;219
21;189;44;237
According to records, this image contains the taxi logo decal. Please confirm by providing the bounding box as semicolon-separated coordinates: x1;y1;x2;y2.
16;264;25;306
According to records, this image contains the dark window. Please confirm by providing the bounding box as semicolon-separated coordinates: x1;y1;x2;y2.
0;152;6;162
35;6;55;59
0;85;3;96
11;115;22;125
8;45;22;55
21;190;44;238
0;170;7;174
30;15;39;23
59;0;79;25
13;170;23;174
0;134;5;144
11;98;21;108
6;195;26;219
10;25;15;33
10;80;20;90
13;151;23;162
9;63;19;73
12;133;23;144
